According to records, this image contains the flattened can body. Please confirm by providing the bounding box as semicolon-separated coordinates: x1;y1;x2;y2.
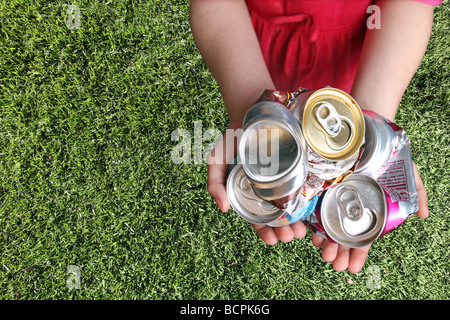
239;101;308;209
355;110;396;176
355;110;419;216
354;110;419;235
382;197;416;237
311;174;387;248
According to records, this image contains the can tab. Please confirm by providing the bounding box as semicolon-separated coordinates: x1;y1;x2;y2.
337;186;377;236
239;174;275;211
316;102;342;136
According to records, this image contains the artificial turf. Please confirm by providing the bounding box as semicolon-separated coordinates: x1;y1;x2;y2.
0;0;448;300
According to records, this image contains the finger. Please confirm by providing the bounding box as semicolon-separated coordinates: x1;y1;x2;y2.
311;231;325;247
413;162;429;219
207;125;242;213
290;221;307;239
321;240;339;263
332;245;351;272
347;244;371;274
251;223;278;246
207;162;230;212
274;225;295;243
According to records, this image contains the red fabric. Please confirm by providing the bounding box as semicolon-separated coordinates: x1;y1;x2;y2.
411;0;443;5
246;0;373;93
246;0;442;93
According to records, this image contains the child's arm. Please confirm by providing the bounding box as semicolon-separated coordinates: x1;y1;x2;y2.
190;0;307;244
351;0;434;122
350;0;432;219
190;0;275;125
313;0;433;274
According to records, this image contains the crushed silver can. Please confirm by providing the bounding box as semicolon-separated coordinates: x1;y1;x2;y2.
227;164;318;227
227;163;285;225
308;174;388;248
355;110;419;215
238;100;308;209
355;110;397;176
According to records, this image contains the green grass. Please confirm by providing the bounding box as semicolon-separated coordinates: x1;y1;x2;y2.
0;0;448;300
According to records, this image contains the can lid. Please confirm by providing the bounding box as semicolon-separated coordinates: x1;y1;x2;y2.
240;119;301;182
302;88;365;160
240;101;306;184
227;164;285;225
320;174;387;248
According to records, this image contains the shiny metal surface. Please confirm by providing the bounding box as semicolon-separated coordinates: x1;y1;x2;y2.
318;174;387;248
239;101;308;208
355;111;396;176
300;88;365;161
227;164;285;225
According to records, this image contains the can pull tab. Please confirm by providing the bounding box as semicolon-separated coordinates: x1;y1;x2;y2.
337;186;377;236
316;102;342;136
239;174;276;211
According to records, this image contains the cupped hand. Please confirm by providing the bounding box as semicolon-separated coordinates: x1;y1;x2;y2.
311;161;428;273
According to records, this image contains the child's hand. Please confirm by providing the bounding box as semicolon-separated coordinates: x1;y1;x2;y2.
206;122;240;214
310;162;428;273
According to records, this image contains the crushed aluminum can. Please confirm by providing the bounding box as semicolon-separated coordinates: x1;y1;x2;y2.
307;174;388;248
289;87;365;181
227;163;285;225
355;110;397;176
381;197;417;237
306;173;419;246
355;110;419;215
227;164;318;226
238;100;309;209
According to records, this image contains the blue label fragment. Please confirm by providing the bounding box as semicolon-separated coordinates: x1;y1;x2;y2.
285;195;319;223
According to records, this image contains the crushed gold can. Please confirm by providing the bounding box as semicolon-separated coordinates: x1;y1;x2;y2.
289;87;365;180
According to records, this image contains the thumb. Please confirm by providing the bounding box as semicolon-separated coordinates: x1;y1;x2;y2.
413;162;429;219
206;122;242;213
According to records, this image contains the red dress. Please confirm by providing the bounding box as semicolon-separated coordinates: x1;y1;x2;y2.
246;0;373;93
